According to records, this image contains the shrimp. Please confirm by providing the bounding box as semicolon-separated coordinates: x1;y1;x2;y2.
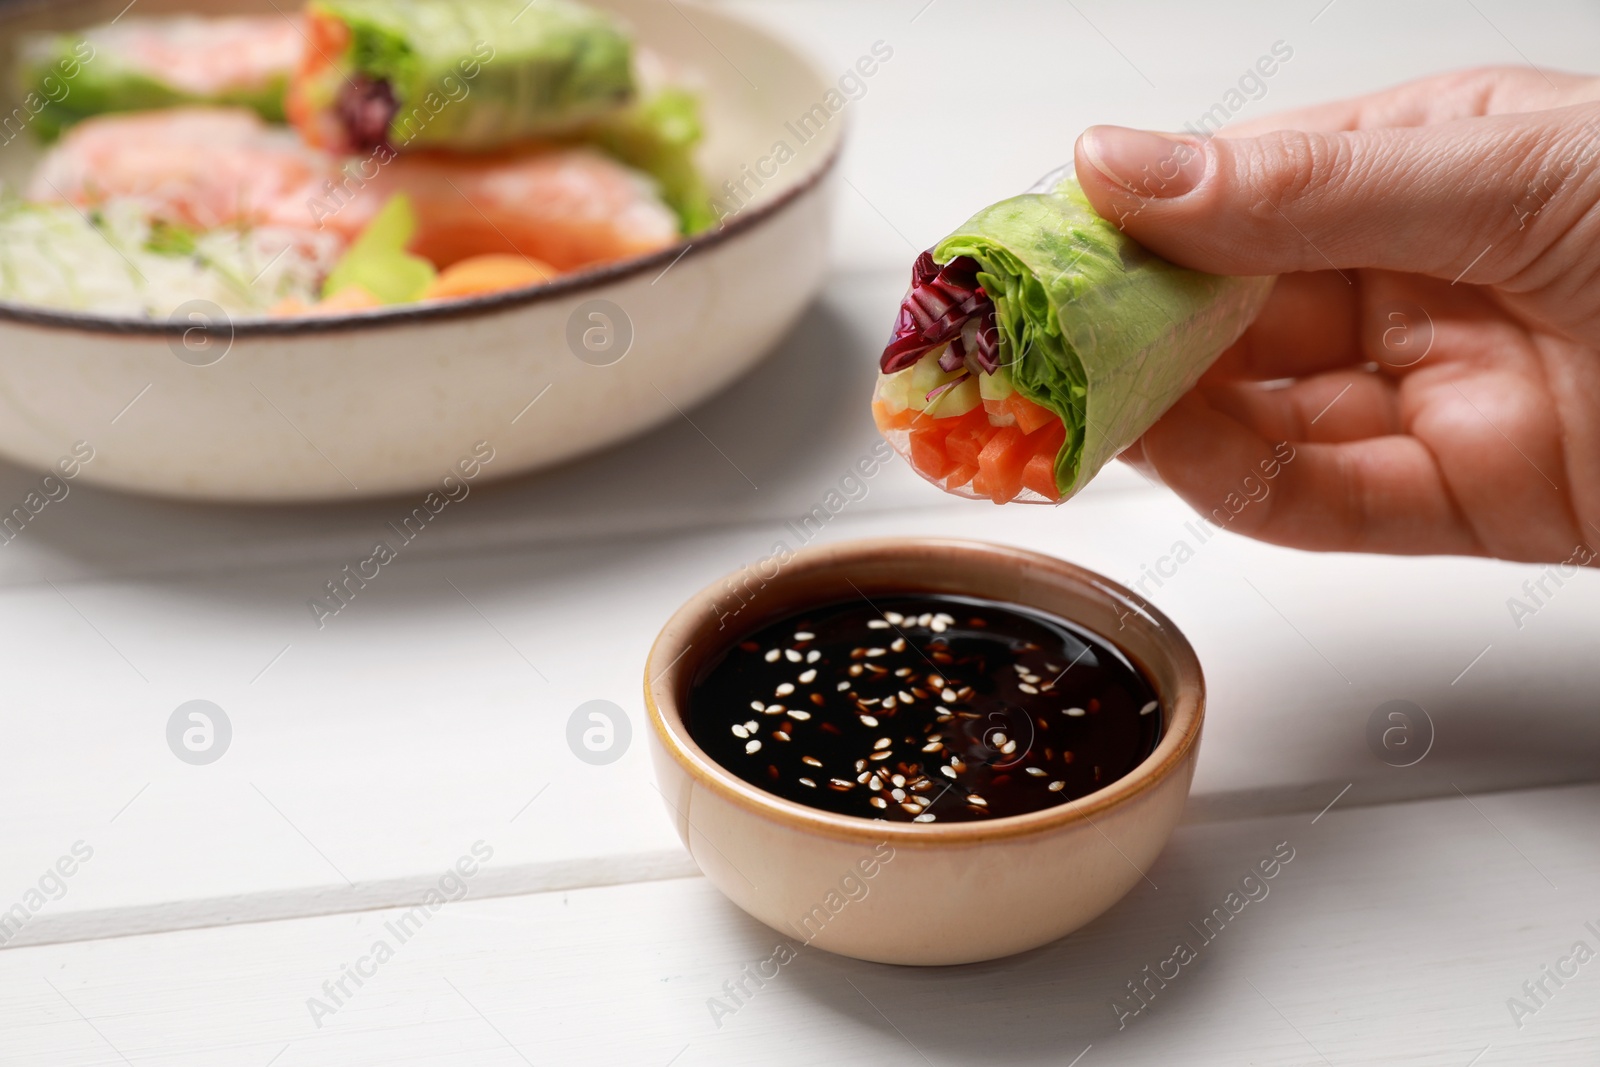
29;108;335;233
310;146;682;271
89;15;304;101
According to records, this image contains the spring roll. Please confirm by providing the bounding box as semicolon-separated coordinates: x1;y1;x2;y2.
872;166;1274;505
289;0;634;154
16;16;302;139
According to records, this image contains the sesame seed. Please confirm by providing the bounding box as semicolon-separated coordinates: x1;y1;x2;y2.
917;614;933;627
1048;780;1066;792
866;648;887;658
764;704;784;715
837;681;850;691
941;766;957;779
951;758;966;772
794;631;814;642
895;668;913;678
1025;767;1047;777
745;739;762;754
867;619;890;629
1018;683;1039;695
860;715;879;727
1001;741;1018;755
798;669;817;684
928;675;945;690
1140;701;1158;716
771;731;790;741
732;725;749;739
1065;707;1086;717
806;650;821;663
802;756;822;767
799;778;816;788
992;732;1008;745
891;788;906;802
775;683;795;697
913;813;937;823
885;612;904;625
749;701;765;712
898;691;915;703
870;796;888;809
784;649;802;663
873;738;892;749
829;778;853;789
967;795;987;806
849;665;864;677
941;688;958;703
870;750;892;761
891;774;906;787
902;803;923;814
764;649;780;663
882;696;897;710
930;619;947;633
869;776;882;791
854;759;867;773
890;637;907;653
787;709;811;721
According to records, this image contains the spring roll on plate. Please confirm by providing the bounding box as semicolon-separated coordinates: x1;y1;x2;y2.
18;15;303;138
872;165;1274;505
289;0;635;154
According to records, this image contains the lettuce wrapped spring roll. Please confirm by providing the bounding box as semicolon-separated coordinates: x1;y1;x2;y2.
17;16;302;140
290;0;634;154
872;167;1273;505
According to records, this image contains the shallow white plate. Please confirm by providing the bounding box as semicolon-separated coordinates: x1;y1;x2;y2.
0;0;842;501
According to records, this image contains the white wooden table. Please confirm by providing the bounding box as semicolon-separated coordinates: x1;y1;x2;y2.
3;1;1599;1063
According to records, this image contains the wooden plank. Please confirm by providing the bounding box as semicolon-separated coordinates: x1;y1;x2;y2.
1;783;1596;1065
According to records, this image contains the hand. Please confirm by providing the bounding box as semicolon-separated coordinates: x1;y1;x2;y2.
1073;67;1600;565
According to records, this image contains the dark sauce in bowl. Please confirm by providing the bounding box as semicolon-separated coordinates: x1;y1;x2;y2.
687;595;1162;823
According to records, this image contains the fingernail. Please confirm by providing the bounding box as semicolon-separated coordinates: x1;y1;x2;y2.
1079;126;1206;198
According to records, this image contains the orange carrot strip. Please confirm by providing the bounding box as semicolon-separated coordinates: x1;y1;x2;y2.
421;254;556;300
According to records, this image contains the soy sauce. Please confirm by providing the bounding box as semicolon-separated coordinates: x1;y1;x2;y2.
688;595;1162;823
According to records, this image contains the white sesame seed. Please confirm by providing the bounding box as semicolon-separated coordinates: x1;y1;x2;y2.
930;619;947;633
866;648;887;657
867;619;890;629
901;803;922;814
784;649;802;663
830;778;853;788
1012;664;1029;675
914;813;937;823
1048;780;1066;792
750;701;765;712
849;665;864;677
883;696;897;710
1065;707;1086;717
1001;741;1018;755
765;704;784;715
951;758;966;772
794;631;814;642
1018;683;1039;695
891;788;906;802
967;795;987;806
745;739;761;754
837;681;851;692
898;690;915;704
806;650;821;663
922;740;942;753
935;613;954;625
745;720;758;732
771;731;790;741
941;766;957;779
874;738;892;749
992;732;1008;745
1140;701;1159;716
731;724;749;739
787;709;812;721
854;759;867;773
890;638;907;653
1025;767;1047;777
799;777;816;788
802;756;823;767
860;715;879;727
928;675;945;690
870;796;888;809
798;669;817;684
764;649;780;663
895;667;913;677
858;771;872;783
941;688;959;703
775;683;795;696
870;750;892;760
917;613;933;627
885;612;904;625
869;776;882;791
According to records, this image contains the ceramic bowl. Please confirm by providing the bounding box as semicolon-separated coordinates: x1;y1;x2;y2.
0;0;841;501
644;538;1205;966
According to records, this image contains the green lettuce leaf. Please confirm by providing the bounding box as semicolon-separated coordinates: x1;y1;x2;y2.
322;194;436;303
575;85;715;234
934;176;1273;497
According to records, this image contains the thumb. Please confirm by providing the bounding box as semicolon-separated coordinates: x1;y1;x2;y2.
1072;110;1598;283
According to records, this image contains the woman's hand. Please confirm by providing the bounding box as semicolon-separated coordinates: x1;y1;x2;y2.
1073;67;1600;565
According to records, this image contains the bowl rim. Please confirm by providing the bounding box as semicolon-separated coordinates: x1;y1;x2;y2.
644;537;1205;847
0;0;845;339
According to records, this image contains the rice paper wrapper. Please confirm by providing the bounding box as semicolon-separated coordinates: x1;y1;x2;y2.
875;164;1274;504
302;0;634;151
